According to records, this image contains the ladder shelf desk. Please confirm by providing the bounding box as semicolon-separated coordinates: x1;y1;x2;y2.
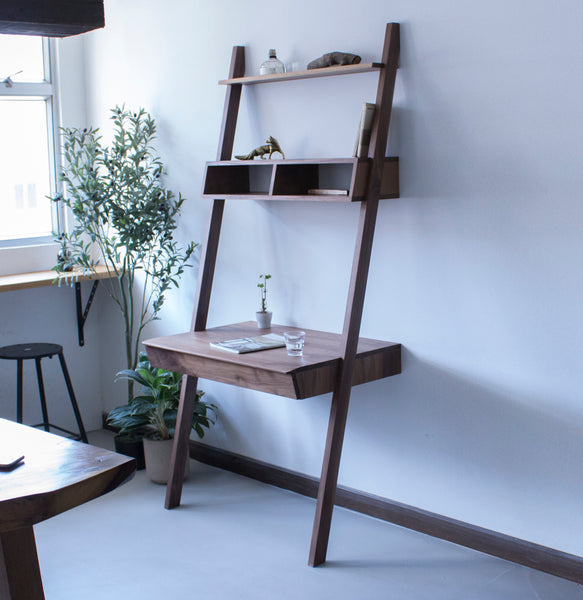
144;22;400;566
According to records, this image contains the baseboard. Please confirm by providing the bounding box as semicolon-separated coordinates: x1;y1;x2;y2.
189;440;583;584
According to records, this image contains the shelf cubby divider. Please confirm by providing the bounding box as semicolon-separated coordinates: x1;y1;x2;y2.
202;157;399;201
204;162;272;197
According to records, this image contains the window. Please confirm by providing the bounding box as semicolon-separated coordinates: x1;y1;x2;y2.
0;35;62;247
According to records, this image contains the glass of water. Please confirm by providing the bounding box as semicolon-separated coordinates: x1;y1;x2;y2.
284;330;305;357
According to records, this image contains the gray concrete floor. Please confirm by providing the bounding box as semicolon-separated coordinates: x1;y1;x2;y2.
34;431;583;599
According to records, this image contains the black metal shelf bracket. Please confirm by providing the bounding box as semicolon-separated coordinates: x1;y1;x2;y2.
75;280;100;346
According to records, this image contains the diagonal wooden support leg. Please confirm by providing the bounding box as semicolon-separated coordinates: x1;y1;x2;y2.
165;374;199;509
309;194;380;566
163;46;244;511
309;379;353;566
309;23;399;566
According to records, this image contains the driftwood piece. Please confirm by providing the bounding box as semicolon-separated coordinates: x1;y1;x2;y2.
307;52;361;70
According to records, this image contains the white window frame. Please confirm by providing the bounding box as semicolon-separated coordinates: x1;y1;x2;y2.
0;37;64;251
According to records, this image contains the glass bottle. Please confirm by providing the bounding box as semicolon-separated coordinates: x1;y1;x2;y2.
259;49;285;75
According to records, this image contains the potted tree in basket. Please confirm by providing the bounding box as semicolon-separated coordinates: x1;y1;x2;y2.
52;106;197;462
107;353;216;484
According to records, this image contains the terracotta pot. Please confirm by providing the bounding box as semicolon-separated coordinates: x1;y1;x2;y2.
143;437;190;485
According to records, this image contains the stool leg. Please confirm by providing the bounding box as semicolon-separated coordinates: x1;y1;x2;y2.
34;358;50;433
57;351;88;443
16;359;23;424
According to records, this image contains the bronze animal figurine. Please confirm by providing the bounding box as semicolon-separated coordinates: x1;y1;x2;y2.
235;136;285;160
307;52;361;70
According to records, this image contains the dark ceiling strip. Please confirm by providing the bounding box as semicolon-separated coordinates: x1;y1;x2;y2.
0;1;104;37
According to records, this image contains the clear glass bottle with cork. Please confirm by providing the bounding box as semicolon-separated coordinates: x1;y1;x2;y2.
259;49;285;75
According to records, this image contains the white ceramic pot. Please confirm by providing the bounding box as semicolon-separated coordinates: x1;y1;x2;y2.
143;437;190;485
256;310;272;329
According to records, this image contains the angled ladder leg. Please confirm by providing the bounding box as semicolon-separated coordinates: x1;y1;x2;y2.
309;380;354;566
164;200;225;508
165;46;246;510
165;374;200;508
309;22;400;566
164;200;226;509
309;197;381;566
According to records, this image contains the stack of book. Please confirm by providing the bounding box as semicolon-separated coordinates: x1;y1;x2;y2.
210;333;285;354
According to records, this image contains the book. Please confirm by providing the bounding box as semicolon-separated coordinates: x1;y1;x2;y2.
353;102;376;158
210;333;285;354
307;188;349;196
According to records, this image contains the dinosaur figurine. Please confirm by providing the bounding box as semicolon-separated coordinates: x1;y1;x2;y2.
235;136;285;160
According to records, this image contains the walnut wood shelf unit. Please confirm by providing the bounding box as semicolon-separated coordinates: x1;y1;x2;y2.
218;62;383;86
203;157;399;201
144;22;400;568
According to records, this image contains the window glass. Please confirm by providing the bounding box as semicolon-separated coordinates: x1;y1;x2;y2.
0;35;45;83
0;35;59;249
0;99;53;240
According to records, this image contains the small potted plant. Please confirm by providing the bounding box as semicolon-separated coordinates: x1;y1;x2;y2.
256;273;272;328
107;353;216;484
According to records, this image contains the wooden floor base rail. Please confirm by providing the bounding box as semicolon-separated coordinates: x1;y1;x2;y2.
189;440;583;584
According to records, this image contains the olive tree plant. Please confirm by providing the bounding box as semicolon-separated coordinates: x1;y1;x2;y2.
53;106;196;402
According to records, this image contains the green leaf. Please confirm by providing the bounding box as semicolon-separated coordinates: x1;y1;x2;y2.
50;106;197;406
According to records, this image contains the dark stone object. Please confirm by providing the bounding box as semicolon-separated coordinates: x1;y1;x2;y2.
307;52;362;70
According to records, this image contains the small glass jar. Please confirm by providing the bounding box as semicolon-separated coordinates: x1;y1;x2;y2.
259;49;285;75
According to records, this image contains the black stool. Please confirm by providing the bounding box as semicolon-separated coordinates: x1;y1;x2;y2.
0;343;88;443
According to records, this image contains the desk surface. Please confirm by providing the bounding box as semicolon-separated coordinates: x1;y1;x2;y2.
0;265;115;293
145;321;401;400
0;419;135;533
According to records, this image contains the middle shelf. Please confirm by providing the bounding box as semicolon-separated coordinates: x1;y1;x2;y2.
144;321;401;400
203;157;399;202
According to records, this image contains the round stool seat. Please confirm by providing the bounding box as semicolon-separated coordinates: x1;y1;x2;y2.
0;343;63;361
0;342;87;442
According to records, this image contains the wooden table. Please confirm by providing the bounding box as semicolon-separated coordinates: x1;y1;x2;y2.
0;419;135;599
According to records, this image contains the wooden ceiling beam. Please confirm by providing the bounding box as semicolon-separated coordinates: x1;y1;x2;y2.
0;1;104;37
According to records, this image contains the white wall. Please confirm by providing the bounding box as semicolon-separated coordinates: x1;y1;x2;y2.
78;0;583;555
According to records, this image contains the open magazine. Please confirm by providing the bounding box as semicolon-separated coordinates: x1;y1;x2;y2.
210;333;285;354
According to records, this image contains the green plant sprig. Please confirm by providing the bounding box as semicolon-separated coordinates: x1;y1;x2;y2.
257;273;271;313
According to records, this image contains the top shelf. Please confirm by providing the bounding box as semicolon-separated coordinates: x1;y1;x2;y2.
219;62;384;86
